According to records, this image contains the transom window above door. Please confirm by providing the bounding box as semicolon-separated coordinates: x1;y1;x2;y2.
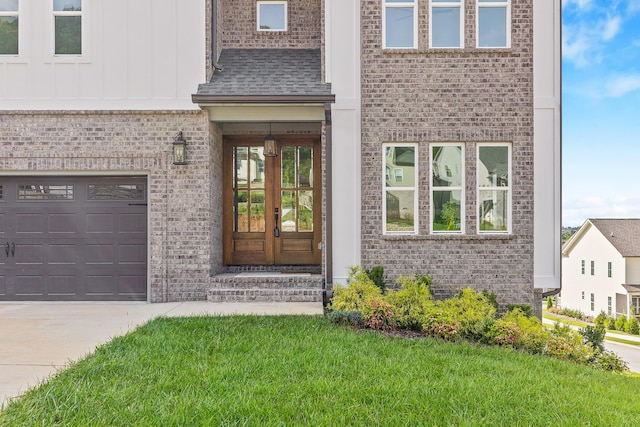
257;1;287;31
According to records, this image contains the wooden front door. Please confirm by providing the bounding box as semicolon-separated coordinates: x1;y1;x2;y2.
223;136;321;265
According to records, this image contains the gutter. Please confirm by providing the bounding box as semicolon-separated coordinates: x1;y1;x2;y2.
192;94;336;105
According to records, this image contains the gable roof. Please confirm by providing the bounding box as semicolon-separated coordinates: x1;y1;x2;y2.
589;219;640;257
193;49;334;103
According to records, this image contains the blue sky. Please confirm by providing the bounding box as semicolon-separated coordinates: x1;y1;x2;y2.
562;0;640;226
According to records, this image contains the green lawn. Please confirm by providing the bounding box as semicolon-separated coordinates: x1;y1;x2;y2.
2;316;640;426
543;310;640;346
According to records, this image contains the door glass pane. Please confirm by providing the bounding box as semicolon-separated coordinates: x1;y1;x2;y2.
479;189;508;231
0;16;18;55
432;190;461;231
54;0;81;10
298;190;313;232
250;190;265;232
55;16;81;54
234;147;249;188
281;146;296;188
385;190;415;232
298;147;313;188
235;190;248;232
249;147;265;189
281;190;297;232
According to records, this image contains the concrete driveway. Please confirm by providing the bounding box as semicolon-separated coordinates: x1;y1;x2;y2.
0;301;323;408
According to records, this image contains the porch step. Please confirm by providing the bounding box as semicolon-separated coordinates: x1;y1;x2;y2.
207;272;324;302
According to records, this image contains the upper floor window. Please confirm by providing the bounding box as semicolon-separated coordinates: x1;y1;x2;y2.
608;261;612;278
431;144;464;233
0;0;18;55
590;260;595;275
430;0;463;48
383;0;417;49
477;0;510;48
54;0;82;55
257;1;287;32
581;260;585;274
383;143;418;234
478;143;511;233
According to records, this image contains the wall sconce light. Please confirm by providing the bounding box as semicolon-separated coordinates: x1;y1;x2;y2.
264;123;277;157
173;131;187;165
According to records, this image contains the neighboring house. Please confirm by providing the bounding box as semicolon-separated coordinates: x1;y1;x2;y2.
561;219;640;319
0;1;561;316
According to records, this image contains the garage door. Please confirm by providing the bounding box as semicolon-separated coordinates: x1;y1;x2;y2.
0;177;147;301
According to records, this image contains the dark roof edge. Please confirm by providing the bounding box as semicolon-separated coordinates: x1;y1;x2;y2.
192;94;336;104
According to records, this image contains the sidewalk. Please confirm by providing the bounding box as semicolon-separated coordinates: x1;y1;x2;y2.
0;301;323;408
541;317;640;343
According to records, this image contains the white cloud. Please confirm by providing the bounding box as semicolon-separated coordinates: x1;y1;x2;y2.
605;74;640;97
563;195;640;226
601;16;622;40
628;0;640;13
563;0;593;10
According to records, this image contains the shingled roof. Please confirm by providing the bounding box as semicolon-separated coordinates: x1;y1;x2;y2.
590;219;640;257
194;49;333;100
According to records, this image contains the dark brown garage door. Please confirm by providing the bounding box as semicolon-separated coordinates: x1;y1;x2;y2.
0;177;147;301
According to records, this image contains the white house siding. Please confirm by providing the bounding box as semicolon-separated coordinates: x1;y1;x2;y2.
626;258;640;284
0;0;205;110
562;225;626;317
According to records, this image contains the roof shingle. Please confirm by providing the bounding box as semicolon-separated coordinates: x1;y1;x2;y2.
590;219;640;257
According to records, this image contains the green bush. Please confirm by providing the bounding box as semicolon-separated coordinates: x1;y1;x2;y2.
482;290;499;312
422;310;462;341
625;316;639;335
561;308;585;320
330;267;382;312
604;315;617;330
594;311;607;328
579;325;606;352
615;315;628;332
507;304;532;317
545;323;594;364
546;296;553;309
500;308;548;354
386;275;434;330
326;310;363;327
365;265;386;293
593;350;628;372
483;319;521;347
362;296;396;331
437;288;497;341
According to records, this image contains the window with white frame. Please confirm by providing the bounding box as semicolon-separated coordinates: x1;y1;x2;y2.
430;0;463;48
632;296;640;316
590;293;595;311
257;1;287;31
0;0;18;55
431;144;464;233
591;260;594;276
477;143;510;233
383;143;417;234
477;0;510;48
581;260;585;274
608;261;612;278
383;0;417;49
608;296;612;315
581;291;584;300
54;0;82;55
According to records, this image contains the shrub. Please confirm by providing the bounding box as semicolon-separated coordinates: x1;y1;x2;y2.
615;315;628;332
501;308;548;354
438;288;497;341
594;311;607;328
546;296;553;309
507;304;532;317
593;350;628;372
482;290;499;312
330;267;382;312
327;310;363;327
365;265;386;293
362;296;396;331
484;319;521;347
422;311;461;341
579;325;606;352
561;308;585;320
547;307;562;315
545;323;594;364
604;316;617;331
625;316;639;335
386;275;434;330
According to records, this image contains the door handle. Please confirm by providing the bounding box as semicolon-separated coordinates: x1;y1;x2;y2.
10;242;15;257
274;208;280;237
4;242;8;257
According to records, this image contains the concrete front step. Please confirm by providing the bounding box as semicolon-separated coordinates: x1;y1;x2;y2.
207;272;325;302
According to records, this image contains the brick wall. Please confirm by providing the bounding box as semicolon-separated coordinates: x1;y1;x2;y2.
0;110;214;302
220;0;322;49
360;0;535;309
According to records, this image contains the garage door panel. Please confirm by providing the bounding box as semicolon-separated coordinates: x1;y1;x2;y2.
119;213;146;233
48;213;78;234
0;276;5;295
85;276;116;296
15;244;44;265
14;275;44;296
119;245;146;264
0;213;5;234
48;244;78;264
87;213;115;233
48;276;79;296
86;244;115;264
119;276;146;295
16;213;44;234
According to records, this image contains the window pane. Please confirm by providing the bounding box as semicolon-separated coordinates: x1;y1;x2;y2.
478;146;509;187
281;190;296;232
0;16;18;54
234;147;249;189
385;146;415;187
87;184;145;200
281;146;296;188
478;7;507;48
479;190;508;231
235;191;248;232
299;190;313;232
432;7;460;48
54;0;81;11
0;0;18;12
249;147;265;189
385;7;414;48
18;185;74;200
298;147;313;188
432;146;462;187
259;3;285;30
386;190;415;232
55;16;81;54
433;190;461;231
250;190;265;232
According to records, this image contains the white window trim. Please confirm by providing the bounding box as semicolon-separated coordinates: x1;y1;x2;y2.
477;142;511;234
257;1;288;32
429;0;464;49
382;0;418;49
50;0;88;62
430;143;465;234
383;143;418;235
0;0;22;59
476;0;511;48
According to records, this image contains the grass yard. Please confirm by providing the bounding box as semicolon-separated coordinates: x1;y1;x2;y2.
2;315;640;426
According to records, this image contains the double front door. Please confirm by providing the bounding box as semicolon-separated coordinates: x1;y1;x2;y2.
223;136;321;265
